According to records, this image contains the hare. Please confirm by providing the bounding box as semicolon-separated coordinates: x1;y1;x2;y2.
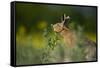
53;14;77;47
52;14;96;61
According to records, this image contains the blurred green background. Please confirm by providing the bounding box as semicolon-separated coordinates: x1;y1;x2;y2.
15;2;97;65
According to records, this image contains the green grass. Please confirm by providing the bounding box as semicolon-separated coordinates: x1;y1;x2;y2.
16;25;96;65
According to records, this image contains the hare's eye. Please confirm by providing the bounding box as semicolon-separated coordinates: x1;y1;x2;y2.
57;24;59;26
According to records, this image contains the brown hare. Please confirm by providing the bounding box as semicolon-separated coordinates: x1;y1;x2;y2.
53;14;77;47
52;14;96;61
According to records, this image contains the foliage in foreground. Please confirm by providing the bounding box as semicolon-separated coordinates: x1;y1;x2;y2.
16;24;96;65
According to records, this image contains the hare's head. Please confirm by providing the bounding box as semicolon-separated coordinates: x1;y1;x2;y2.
52;14;70;32
53;22;64;32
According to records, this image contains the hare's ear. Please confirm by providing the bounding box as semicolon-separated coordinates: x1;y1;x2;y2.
63;15;70;27
60;14;70;27
60;14;65;25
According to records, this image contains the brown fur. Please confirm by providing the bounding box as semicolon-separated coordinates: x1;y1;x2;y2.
53;15;96;61
53;22;77;47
